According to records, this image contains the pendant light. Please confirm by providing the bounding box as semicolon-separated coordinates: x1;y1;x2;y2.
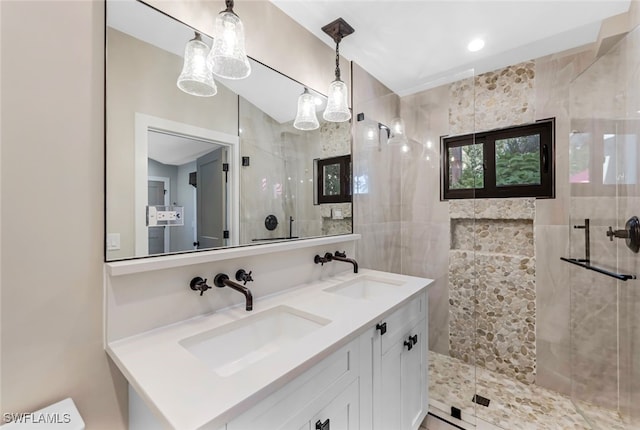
294;88;320;130
207;0;251;80
387;116;408;146
321;18;354;122
177;32;217;97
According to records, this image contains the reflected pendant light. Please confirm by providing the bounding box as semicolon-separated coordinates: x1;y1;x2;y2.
207;0;251;80
294;88;320;130
177;32;217;97
322;18;354;122
387;116;408;146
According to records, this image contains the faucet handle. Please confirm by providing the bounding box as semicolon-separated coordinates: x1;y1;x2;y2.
314;254;329;265
189;277;211;296
235;269;253;285
335;250;347;258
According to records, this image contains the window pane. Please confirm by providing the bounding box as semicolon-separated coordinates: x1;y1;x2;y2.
448;144;484;189
603;134;637;185
495;134;541;186
570;132;590;183
323;163;341;195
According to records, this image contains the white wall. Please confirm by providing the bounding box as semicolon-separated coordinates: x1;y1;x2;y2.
1;1;127;428
0;1;345;428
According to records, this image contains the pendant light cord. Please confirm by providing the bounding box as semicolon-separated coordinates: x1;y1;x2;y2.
334;39;342;81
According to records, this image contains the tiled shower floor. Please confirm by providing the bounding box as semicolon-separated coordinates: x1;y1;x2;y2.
429;351;627;430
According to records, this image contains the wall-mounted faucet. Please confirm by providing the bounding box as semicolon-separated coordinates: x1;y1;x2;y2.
313;251;359;273
329;251;358;273
189;277;212;296
214;271;254;311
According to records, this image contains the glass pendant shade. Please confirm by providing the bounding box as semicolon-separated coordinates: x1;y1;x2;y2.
207;11;251;80
294;88;320;131
177;34;217;97
323;79;351;122
388;116;408;145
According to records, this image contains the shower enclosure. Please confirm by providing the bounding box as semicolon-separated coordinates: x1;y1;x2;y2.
352;23;640;427
568;24;640;430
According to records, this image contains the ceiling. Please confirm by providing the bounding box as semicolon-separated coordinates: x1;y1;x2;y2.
148;131;222;166
108;0;325;125
271;0;631;96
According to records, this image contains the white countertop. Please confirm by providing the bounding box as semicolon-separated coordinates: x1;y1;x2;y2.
107;269;433;430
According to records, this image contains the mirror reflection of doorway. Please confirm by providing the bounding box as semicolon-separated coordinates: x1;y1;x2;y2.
147;177;169;254
196;148;225;249
147;129;227;254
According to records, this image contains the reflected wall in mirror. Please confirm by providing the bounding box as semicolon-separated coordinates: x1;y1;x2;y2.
105;0;352;261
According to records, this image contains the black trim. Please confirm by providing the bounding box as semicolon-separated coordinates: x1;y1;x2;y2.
428;412;466;430
103;0;108;262
316;155;352;204
560;257;636;281
441;118;555;200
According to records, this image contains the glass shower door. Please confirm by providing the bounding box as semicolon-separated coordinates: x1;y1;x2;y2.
568;24;640;430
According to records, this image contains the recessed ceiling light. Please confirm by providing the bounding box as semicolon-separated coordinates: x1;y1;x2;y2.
467;38;485;52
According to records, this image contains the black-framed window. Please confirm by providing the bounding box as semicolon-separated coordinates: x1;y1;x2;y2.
441;118;555;200
315;155;352;204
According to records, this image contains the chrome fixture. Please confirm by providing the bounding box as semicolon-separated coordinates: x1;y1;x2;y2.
294;88;320;131
207;0;251;80
321;18;354;123
177;32;217;97
329;251;358;273
189;276;212;296
214;272;253;311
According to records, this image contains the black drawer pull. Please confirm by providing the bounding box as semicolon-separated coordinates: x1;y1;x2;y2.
376;322;387;335
316;418;330;430
411;334;418;345
404;339;413;351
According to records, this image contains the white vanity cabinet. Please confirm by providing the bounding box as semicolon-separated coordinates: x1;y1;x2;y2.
226;339;360;430
372;292;428;430
227;290;428;430
115;269;432;430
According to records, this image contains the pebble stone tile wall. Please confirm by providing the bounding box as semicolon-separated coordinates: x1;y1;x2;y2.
448;198;537;385
449;61;536;136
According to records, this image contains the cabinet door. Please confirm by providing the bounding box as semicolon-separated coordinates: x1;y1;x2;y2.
309;378;360;430
378;319;427;430
379;338;402;430
227;340;358;430
400;319;427;430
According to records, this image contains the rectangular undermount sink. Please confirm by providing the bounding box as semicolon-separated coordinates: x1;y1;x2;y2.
323;276;404;300
179;306;330;377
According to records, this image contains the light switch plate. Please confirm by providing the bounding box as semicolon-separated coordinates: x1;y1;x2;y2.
107;233;121;251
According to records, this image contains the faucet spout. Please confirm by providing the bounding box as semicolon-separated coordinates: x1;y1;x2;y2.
214;273;253;311
329;251;359;273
